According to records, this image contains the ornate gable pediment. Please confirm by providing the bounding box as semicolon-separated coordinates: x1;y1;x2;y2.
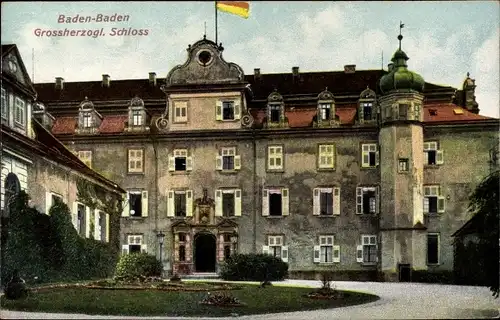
2;45;36;96
165;37;245;86
171;220;192;229
217;218;238;229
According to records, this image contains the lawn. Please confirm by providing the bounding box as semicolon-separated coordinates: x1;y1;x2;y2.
1;283;379;317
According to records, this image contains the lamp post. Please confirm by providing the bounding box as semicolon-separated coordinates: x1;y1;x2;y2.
157;231;165;277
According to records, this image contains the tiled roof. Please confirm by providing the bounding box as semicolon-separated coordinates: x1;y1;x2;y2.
52;117;77;134
100;115;127;134
423;103;494;122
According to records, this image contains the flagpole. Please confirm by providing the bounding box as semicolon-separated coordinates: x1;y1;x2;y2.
215;1;218;44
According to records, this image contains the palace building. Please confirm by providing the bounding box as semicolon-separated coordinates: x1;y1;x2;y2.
30;34;498;281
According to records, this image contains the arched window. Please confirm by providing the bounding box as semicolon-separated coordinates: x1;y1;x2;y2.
358;87;377;124
3;172;20;217
315;88;337;127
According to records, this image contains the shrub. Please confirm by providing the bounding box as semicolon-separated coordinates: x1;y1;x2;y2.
114;252;163;282
219;253;288;281
4;270;29;300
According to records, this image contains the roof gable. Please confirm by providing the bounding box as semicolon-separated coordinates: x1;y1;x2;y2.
1;44;36;96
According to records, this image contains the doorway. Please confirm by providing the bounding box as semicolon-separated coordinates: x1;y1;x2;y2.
398;263;411;282
194;233;216;272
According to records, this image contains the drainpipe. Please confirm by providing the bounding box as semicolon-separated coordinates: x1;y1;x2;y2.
252;130;257;253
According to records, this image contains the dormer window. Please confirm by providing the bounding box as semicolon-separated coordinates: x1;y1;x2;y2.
266;90;286;128
126;96;149;132
82;111;92;128
269;105;280;123
76;97;102;134
315;88;336;127
320;103;332;121
363;103;373;121
132;110;143;126
358;87;377;124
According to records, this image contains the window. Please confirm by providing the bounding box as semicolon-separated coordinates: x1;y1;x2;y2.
169;149;192;172
82;112;92;128
177;232;187;262
174;101;188;122
98;211;107;242
363;103;373;121
122;191;149;218
219;233;237;261
398;158;409;172
268;146;283;170
224;245;231;260
132;110;143;126
318;144;335;169
216;100;241;121
263;235;288;262
357;235;377;264
424;142;444;165
262;188;289;217
269;105;281;123
314;236;340;263
128;149;144;173
320;103;331;121
427;233;440;265
167;190;193;217
129;192;143;217
361;143;379;168
216;147;241;171
356;187;378;214
399;103;409;119
123;234;147;254
1;88;7;119
313;188;340;216
77;150;92;168
222;101;234;120
77;203;86;237
423;185;445;214
222;193;235;216
14;97;25;126
215;189;242;217
46;192;63;214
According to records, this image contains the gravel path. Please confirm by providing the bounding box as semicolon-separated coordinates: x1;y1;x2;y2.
1;280;499;319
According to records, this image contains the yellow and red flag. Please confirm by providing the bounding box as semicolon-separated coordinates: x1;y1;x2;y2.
216;1;250;19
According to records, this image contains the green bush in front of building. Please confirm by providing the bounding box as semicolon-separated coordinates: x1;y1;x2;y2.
114;252;163;282
219;253;288;281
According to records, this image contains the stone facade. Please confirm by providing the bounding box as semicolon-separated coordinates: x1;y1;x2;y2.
32;37;499;281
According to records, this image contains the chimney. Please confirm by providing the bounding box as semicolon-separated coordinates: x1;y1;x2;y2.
55;77;64;90
149;72;157;86
388;63;394;72
344;65;356;74
292;66;299;77
254;68;261;79
102;74;110;87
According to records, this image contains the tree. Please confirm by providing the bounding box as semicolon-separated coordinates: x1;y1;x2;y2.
468;170;499;298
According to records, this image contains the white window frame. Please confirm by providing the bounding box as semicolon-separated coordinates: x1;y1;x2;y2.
1;88;7;119
131;110;143;126
313;235;340;264
362;102;374;121
216;147;241;171
14;97;25;127
167;190;193;218
424;141;444;165
356;186;379;214
398;158;409;173
82;111;92;128
313;187;340;216
128;149;144;173
46;192;63;215
318;144;335;169
268;146;283;170
122;234;147;254
361;143;379;168
319;103;332;121
357;235;377;264
215;189;242;217
124;190;149;218
263;235;288;263
262;188;289;217
169;149;192;172
423;185;445;214
427;233;440;265
77;150;93;168
173;101;188;123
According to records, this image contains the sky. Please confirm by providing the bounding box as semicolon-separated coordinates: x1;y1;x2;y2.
1;1;499;118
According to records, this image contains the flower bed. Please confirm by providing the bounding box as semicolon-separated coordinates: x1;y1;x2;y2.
199;292;246;307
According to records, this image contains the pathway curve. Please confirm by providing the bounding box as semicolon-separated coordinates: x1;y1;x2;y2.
1;280;499;319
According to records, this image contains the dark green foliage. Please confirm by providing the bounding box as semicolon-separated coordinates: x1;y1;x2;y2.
114;253;163;282
412;270;455;284
467;170;499;298
219;253;288;281
4;270;29;300
170;274;181;282
1;191;118;285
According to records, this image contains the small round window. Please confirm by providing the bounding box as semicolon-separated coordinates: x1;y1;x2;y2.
197;50;213;66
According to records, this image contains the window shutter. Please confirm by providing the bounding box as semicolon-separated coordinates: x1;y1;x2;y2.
121;192;130;217
94;209;100;240
423;197;429;213
361;150;369;167
186;190;193;216
218;234;225;262
333;187;340;216
375;186;380;214
356;245;364;263
281;246;289;263
437;196;445;213
85;206;91;238
281;188;289;216
333;245;340;263
216;101;223;121
105;213;110;242
234;189;242;216
216;155;223;170
234;155;241;170
262;189;269;216
186;156;193;171
436;150;444;165
141;191;148;217
262;245;270;255
423;152;428;165
72;202;79;231
122;244;129;254
313;188;320;216
356;187;362;214
375;150;380;166
313;245;321;263
234;100;241;120
45;192;52;215
141;244;148;253
168;156;175;171
167;191;175;217
215;190;222;216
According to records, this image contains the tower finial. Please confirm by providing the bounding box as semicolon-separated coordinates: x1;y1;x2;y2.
467;71;470;77
204;21;207;39
398;21;405;50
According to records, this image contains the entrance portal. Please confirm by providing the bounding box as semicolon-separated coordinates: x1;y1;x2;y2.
398;263;411;282
194;233;216;272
